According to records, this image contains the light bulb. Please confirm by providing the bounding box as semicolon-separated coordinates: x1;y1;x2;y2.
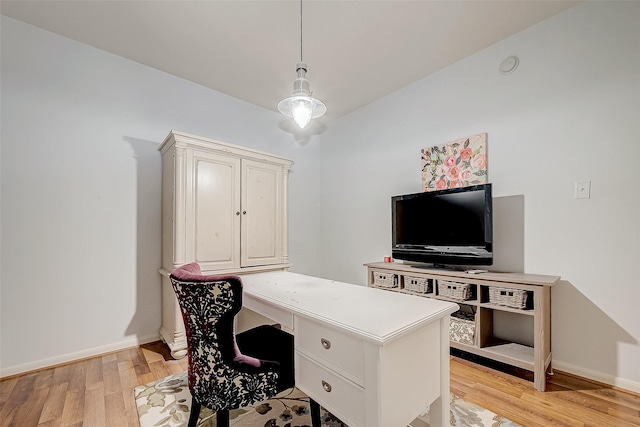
292;99;312;128
277;62;326;129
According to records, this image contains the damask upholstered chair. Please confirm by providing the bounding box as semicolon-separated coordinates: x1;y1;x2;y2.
170;262;321;427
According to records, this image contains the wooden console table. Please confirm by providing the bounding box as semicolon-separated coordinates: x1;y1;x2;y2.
365;262;559;391
240;270;458;427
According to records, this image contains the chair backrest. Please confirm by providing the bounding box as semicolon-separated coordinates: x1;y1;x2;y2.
170;262;278;410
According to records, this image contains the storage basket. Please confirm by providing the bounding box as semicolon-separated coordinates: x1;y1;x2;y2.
449;316;476;346
372;271;397;288
404;276;432;293
489;286;528;309
437;280;472;301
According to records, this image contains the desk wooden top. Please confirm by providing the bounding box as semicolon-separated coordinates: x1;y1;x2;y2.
240;271;458;345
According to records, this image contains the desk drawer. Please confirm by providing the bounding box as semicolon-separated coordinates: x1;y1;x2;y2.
296;352;365;427
295;317;365;384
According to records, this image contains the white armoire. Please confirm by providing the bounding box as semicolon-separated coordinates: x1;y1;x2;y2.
158;130;293;358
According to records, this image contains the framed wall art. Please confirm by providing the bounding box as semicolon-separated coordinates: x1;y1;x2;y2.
421;132;488;192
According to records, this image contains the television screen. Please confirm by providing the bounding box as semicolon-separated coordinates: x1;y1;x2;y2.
391;184;493;266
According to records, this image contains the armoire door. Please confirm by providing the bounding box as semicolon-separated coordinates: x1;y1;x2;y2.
241;159;283;267
186;150;241;271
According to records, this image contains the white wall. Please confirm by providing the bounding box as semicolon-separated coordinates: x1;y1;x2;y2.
0;16;323;376
2;2;639;394
318;2;640;392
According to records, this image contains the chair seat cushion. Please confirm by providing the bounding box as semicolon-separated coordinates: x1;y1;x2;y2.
236;325;295;391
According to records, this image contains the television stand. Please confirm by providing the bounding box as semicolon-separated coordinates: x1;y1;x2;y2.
365;262;559;391
414;263;467;271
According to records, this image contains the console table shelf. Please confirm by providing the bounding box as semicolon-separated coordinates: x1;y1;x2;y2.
365;262;559;391
479;303;535;315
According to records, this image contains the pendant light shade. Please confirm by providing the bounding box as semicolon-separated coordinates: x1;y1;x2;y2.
277;1;326;128
277;63;326;128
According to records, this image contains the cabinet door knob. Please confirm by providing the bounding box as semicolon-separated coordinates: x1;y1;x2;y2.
320;338;331;349
322;380;332;393
242;211;247;215
236;211;240;215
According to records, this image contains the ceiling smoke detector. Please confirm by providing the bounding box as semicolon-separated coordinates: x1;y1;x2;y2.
499;56;519;75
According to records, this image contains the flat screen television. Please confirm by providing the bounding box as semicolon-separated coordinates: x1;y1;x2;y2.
391;183;493;267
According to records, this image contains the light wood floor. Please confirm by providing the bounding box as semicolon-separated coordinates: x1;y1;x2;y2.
1;342;639;427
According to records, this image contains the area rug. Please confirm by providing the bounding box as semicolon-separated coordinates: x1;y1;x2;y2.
135;371;520;427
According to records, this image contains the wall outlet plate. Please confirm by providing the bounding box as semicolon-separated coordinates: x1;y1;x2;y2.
575;181;591;199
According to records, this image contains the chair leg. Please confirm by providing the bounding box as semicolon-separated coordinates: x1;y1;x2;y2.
188;397;201;427
216;409;230;427
310;398;322;427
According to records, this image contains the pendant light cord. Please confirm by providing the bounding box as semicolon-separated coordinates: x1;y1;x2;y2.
300;0;303;62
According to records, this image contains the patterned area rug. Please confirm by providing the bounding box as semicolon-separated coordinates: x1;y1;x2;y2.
135;371;520;427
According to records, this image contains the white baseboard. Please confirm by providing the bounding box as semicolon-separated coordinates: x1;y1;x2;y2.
553;360;640;394
0;333;160;379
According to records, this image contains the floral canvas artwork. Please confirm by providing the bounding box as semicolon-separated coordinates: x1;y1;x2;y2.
421;133;488;192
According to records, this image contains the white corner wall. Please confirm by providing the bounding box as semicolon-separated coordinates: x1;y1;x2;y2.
318;2;640;392
0;16;323;376
2;2;639;395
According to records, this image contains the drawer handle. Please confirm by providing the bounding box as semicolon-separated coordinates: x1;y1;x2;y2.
320;338;331;349
322;380;332;393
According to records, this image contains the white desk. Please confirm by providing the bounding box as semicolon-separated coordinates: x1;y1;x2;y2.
240;271;458;427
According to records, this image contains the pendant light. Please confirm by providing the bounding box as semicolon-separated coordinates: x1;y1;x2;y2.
277;0;326;128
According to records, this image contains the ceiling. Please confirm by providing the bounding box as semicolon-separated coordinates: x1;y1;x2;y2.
1;1;580;124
